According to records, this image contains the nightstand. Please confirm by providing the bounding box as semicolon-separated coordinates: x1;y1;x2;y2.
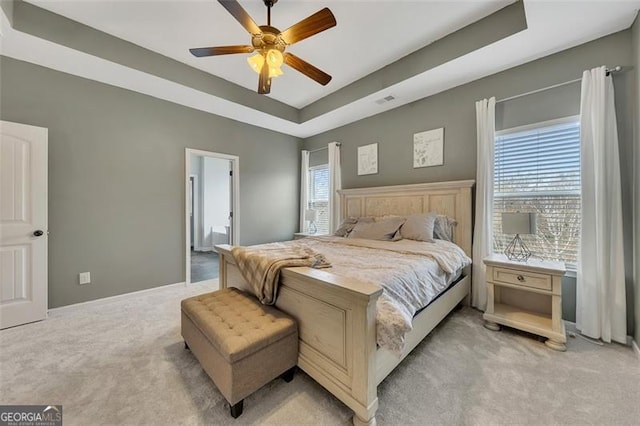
483;254;567;351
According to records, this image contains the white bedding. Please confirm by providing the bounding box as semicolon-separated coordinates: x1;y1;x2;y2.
291;236;472;354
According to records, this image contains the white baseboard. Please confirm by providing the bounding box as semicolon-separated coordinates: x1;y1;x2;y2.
187;278;218;287
48;282;186;315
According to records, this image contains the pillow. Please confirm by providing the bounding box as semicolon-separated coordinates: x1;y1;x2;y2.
400;212;437;242
433;215;457;242
333;217;358;237
348;216;406;241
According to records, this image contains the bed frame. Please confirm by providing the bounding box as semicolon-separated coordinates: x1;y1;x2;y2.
216;180;474;425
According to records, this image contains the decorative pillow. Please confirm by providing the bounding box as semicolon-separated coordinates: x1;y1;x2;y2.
433;215;457;242
333;217;358;237
348;216;406;241
400;212;437;242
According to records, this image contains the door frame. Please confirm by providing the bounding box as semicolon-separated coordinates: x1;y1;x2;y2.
189;174;199;250
185;148;239;286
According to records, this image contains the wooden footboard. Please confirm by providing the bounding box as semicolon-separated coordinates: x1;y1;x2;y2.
217;245;383;425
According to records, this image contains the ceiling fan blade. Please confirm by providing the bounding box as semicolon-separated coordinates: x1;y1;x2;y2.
218;0;262;35
279;8;336;45
284;53;332;86
258;61;271;94
189;45;254;57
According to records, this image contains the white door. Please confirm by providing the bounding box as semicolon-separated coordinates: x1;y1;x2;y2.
0;120;48;329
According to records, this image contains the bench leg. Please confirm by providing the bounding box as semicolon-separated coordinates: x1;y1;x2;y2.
230;400;243;418
281;367;295;383
184;341;190;350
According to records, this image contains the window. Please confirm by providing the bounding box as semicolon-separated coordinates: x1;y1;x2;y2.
493;118;581;267
308;165;330;234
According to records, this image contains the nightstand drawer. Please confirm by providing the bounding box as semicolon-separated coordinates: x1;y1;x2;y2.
492;267;552;291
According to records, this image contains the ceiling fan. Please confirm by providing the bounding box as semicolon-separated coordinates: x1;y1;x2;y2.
189;0;336;95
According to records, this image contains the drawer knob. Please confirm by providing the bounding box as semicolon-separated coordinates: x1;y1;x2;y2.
517;275;525;282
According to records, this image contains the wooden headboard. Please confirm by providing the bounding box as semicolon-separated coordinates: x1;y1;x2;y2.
338;180;475;256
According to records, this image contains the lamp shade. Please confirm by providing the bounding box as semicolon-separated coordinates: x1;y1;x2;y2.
502;212;536;235
247;53;264;73
304;209;318;222
247;50;284;78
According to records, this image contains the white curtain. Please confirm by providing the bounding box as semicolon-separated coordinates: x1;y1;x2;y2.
577;66;626;343
472;97;496;310
299;150;310;233
328;142;342;233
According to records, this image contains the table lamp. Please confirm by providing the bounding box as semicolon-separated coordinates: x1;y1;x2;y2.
305;209;318;234
502;212;537;262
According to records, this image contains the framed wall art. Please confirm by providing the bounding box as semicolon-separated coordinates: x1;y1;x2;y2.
357;143;378;175
413;128;444;168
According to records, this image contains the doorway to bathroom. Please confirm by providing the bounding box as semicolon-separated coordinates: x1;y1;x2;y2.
185;149;239;285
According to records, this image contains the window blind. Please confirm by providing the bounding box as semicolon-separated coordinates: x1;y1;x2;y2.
493;120;581;266
308;165;330;234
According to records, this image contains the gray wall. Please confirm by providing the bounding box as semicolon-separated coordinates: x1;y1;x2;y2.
303;30;636;329
495;81;581;131
0;56;301;308
632;14;640;346
309;149;329;168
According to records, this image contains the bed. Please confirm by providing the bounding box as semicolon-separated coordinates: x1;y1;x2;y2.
216;180;474;425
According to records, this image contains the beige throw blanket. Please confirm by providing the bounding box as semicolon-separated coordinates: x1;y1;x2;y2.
231;243;331;305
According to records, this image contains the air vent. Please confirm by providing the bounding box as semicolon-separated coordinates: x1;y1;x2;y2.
375;95;396;105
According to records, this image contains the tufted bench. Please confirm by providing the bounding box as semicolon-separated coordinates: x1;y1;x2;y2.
181;287;298;418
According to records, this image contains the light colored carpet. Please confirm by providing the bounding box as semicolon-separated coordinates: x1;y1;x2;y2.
1;281;638;426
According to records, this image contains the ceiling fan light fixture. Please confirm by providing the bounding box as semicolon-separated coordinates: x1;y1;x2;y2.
269;66;283;78
266;49;283;68
248;50;284;78
266;49;284;78
247;53;264;73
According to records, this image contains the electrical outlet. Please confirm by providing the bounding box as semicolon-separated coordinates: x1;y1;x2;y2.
79;272;91;285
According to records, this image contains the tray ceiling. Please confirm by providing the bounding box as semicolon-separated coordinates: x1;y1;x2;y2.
2;1;639;137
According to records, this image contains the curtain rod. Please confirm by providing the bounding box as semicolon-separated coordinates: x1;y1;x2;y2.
307;142;341;154
497;65;622;104
606;65;622;75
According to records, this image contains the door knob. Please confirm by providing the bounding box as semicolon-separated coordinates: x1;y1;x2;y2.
33;230;44;237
